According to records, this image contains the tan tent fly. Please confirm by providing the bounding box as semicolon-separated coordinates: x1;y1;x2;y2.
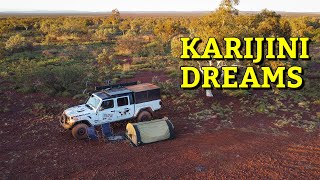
126;117;174;146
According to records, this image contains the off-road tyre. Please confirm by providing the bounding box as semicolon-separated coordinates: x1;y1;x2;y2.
136;111;152;122
72;123;88;140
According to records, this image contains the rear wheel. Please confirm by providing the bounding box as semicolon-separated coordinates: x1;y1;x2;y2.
72;124;88;140
136;111;152;122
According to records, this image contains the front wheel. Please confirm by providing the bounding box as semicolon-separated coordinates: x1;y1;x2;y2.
72;124;88;140
136;111;152;122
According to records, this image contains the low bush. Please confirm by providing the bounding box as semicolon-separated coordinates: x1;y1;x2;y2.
5;34;33;53
93;28;111;41
12;60;88;96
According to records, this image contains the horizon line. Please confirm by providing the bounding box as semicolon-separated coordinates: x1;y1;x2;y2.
1;10;320;13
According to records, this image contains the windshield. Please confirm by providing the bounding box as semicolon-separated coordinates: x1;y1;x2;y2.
86;95;101;109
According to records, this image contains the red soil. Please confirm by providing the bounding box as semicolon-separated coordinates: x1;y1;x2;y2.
0;71;319;179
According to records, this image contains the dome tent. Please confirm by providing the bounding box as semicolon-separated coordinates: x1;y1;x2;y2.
126;117;174;146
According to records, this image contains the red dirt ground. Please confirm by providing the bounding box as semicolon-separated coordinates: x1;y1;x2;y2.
1;71;319;179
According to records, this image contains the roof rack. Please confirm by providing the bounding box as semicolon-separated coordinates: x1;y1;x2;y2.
95;82;138;91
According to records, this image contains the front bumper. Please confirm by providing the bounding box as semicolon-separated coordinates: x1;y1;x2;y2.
59;113;74;129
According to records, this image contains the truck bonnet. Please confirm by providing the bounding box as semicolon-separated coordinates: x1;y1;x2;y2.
64;104;94;118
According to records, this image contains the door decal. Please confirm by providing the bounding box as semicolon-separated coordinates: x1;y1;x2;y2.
103;114;113;121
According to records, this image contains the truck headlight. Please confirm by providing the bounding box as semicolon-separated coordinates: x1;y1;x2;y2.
60;114;67;124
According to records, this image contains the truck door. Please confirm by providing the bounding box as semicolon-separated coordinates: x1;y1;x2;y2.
98;99;116;124
115;96;134;121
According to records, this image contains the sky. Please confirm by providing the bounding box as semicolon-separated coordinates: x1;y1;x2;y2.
1;0;319;12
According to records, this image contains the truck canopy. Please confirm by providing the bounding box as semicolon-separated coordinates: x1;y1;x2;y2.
126;83;161;104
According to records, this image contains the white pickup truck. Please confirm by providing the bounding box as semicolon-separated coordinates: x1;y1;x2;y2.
60;83;162;139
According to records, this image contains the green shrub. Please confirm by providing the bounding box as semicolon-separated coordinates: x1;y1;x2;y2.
33;64;88;95
5;34;33;53
93;28;111;41
137;41;164;57
96;49;112;65
12;61;88;96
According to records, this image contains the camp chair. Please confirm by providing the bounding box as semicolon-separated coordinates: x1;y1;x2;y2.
87;126;99;141
101;123;113;138
101;123;124;142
